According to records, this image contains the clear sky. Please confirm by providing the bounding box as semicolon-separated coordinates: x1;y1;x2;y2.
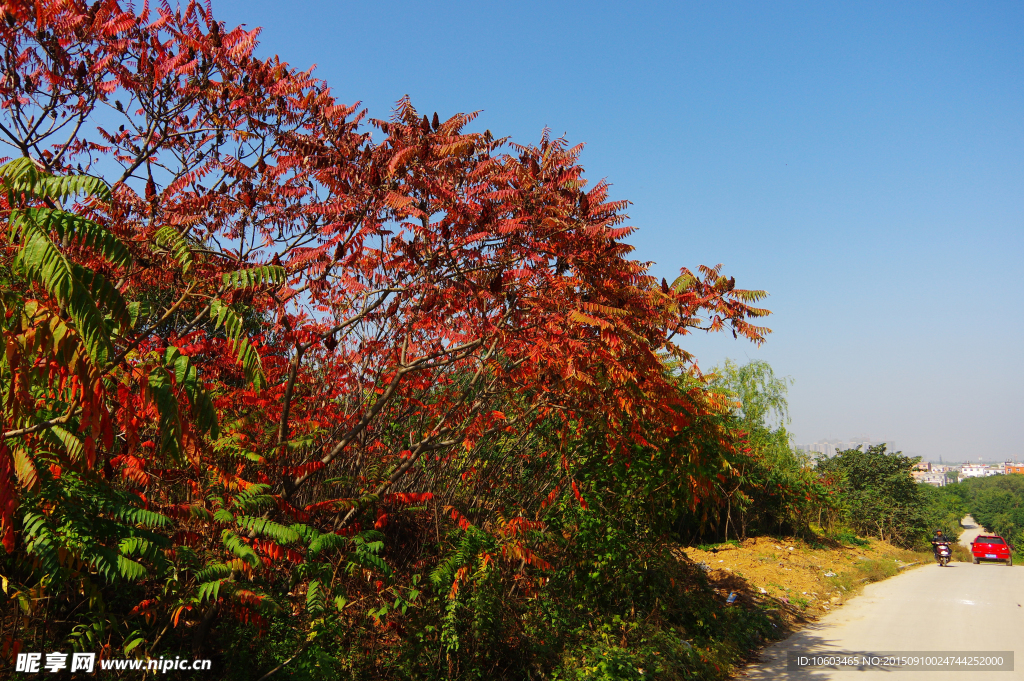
210;0;1023;462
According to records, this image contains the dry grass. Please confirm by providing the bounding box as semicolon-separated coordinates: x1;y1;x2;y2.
679;537;932;628
951;543;974;562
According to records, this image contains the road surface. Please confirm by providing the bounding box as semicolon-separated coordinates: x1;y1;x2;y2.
959;514;986;548
736;517;1022;680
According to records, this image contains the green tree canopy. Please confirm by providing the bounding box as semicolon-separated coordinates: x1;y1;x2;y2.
949;474;1024;553
816;444;925;547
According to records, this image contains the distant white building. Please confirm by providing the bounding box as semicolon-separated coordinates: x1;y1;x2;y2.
961;464;996;478
960;464;984;478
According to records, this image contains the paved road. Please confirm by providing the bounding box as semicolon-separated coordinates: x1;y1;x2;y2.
736;519;1023;680
960;514;986;548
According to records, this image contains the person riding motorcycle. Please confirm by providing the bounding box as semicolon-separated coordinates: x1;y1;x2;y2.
931;529;949;560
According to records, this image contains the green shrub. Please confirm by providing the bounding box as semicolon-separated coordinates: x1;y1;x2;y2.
833;530;870;547
853;558;899;583
951;544;973;563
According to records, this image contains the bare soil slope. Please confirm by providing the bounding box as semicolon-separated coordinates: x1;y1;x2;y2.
676;537;930;627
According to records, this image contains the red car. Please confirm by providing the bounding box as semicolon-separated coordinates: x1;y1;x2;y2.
971;534;1012;566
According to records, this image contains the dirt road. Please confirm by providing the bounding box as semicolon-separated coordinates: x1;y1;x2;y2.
736;519;1022;680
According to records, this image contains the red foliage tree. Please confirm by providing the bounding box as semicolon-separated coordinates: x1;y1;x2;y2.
0;0;769;656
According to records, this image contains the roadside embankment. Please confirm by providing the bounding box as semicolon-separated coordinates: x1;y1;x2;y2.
676;536;932;630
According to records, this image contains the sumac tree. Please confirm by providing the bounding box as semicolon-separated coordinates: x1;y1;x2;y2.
0;0;770;669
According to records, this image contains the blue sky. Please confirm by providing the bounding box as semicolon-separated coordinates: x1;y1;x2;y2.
211;0;1023;461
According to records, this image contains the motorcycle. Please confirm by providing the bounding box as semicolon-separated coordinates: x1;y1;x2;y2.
935;542;951;567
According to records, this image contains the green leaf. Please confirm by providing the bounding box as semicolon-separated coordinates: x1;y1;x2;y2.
1;158;111;203
221;530;260;568
236;516;300;544
198;579;225;603
15;207;130;267
222;264;286;290
72;263;132;331
85;545;121;582
152;226;195;275
15;226;113;364
350;549;391;577
44;426;85;463
123;636;145;655
195;563;232;583
230;484;275;513
290;524;320;544
209;299;266;389
306;579;327;617
308;532;349;559
117;555;148;581
118;507;171;529
119;537;158;561
127;300;150;329
163;347;219;438
146;365;182;460
2;163;131;367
